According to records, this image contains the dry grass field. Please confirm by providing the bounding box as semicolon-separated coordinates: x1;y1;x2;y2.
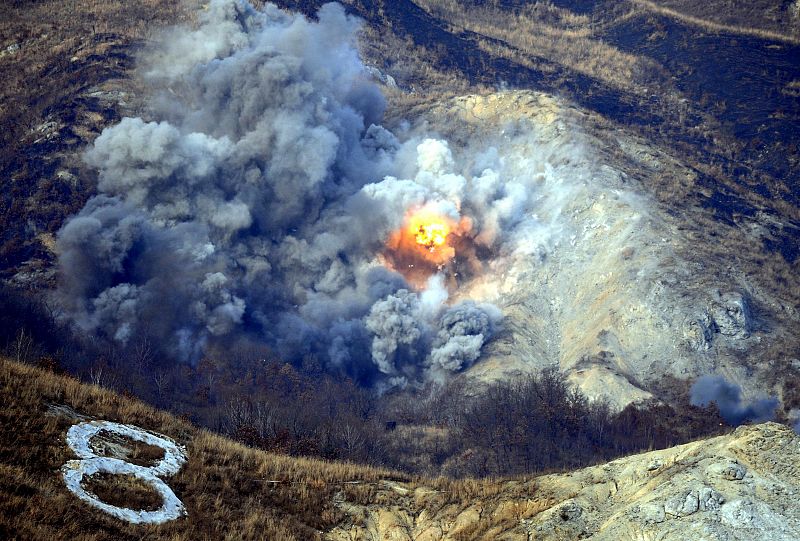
639;0;800;43
0;355;408;540
413;0;664;94
0;355;594;539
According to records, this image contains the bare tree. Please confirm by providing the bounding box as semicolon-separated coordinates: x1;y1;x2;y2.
132;334;155;372
88;364;105;386
337;423;367;460
87;360;118;389
153;370;171;402
11;328;35;363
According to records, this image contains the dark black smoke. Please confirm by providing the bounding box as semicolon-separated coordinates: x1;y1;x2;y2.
690;375;778;425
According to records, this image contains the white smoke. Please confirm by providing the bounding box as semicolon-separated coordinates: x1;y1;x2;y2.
55;0;591;389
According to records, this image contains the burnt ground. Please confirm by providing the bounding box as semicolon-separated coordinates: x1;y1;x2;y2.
1;0;798;282
0;0;192;282
272;0;800;263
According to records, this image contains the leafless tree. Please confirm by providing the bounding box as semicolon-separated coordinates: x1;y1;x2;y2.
132;334;155;372
88;364;105;386
11;328;35;363
153;370;171;402
337;423;367;460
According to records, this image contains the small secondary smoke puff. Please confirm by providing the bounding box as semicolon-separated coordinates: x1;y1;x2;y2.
56;1;590;388
690;375;778;425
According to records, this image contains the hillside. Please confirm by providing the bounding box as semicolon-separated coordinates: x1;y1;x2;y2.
0;355;406;539
1;1;799;536
4;0;799;284
1;0;797;416
2;356;799;540
405;89;799;415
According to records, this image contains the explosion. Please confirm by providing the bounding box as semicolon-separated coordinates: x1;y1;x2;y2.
381;206;469;287
416;223;447;249
381;205;474;290
410;213;450;251
56;0;506;387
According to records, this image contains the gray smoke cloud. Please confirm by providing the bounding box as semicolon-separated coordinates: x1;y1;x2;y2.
364;289;424;377
55;0;513;388
58;0;606;390
361;275;501;387
690;375;779;425
430;301;501;374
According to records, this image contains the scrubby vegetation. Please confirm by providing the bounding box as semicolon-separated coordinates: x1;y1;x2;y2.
0;355;408;540
634;0;800;43
0;354;733;540
1;284;729;482
0;6;797;537
414;0;664;94
380;369;729;477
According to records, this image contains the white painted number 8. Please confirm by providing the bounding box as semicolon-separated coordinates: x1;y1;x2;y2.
62;421;187;524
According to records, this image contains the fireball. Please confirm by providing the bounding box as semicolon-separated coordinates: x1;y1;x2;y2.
397;208;456;260
411;217;450;251
382;206;465;287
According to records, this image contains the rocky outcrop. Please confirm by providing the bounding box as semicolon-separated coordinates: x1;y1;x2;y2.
710;291;751;340
327;422;800;540
684;291;752;351
404;91;800;411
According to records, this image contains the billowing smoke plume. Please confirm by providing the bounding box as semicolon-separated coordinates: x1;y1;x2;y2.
56;0;579;388
690;375;779;425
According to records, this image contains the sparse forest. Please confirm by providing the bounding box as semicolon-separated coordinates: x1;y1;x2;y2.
0;0;795;483
0;284;727;479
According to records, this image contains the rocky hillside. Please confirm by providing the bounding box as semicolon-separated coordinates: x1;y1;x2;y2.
330;422;800;540
401;89;799;416
2;0;797;416
2;356;798;540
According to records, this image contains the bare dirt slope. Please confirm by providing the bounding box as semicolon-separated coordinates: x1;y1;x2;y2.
403;90;800;414
2;356;798;540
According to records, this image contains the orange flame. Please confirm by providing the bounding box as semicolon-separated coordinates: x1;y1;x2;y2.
411;218;450;251
382;207;479;288
383;208;458;285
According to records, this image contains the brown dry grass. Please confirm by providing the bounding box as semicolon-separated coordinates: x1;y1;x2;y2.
635;0;800;44
0;355;567;539
412;0;666;95
82;473;164;512
0;356;409;540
